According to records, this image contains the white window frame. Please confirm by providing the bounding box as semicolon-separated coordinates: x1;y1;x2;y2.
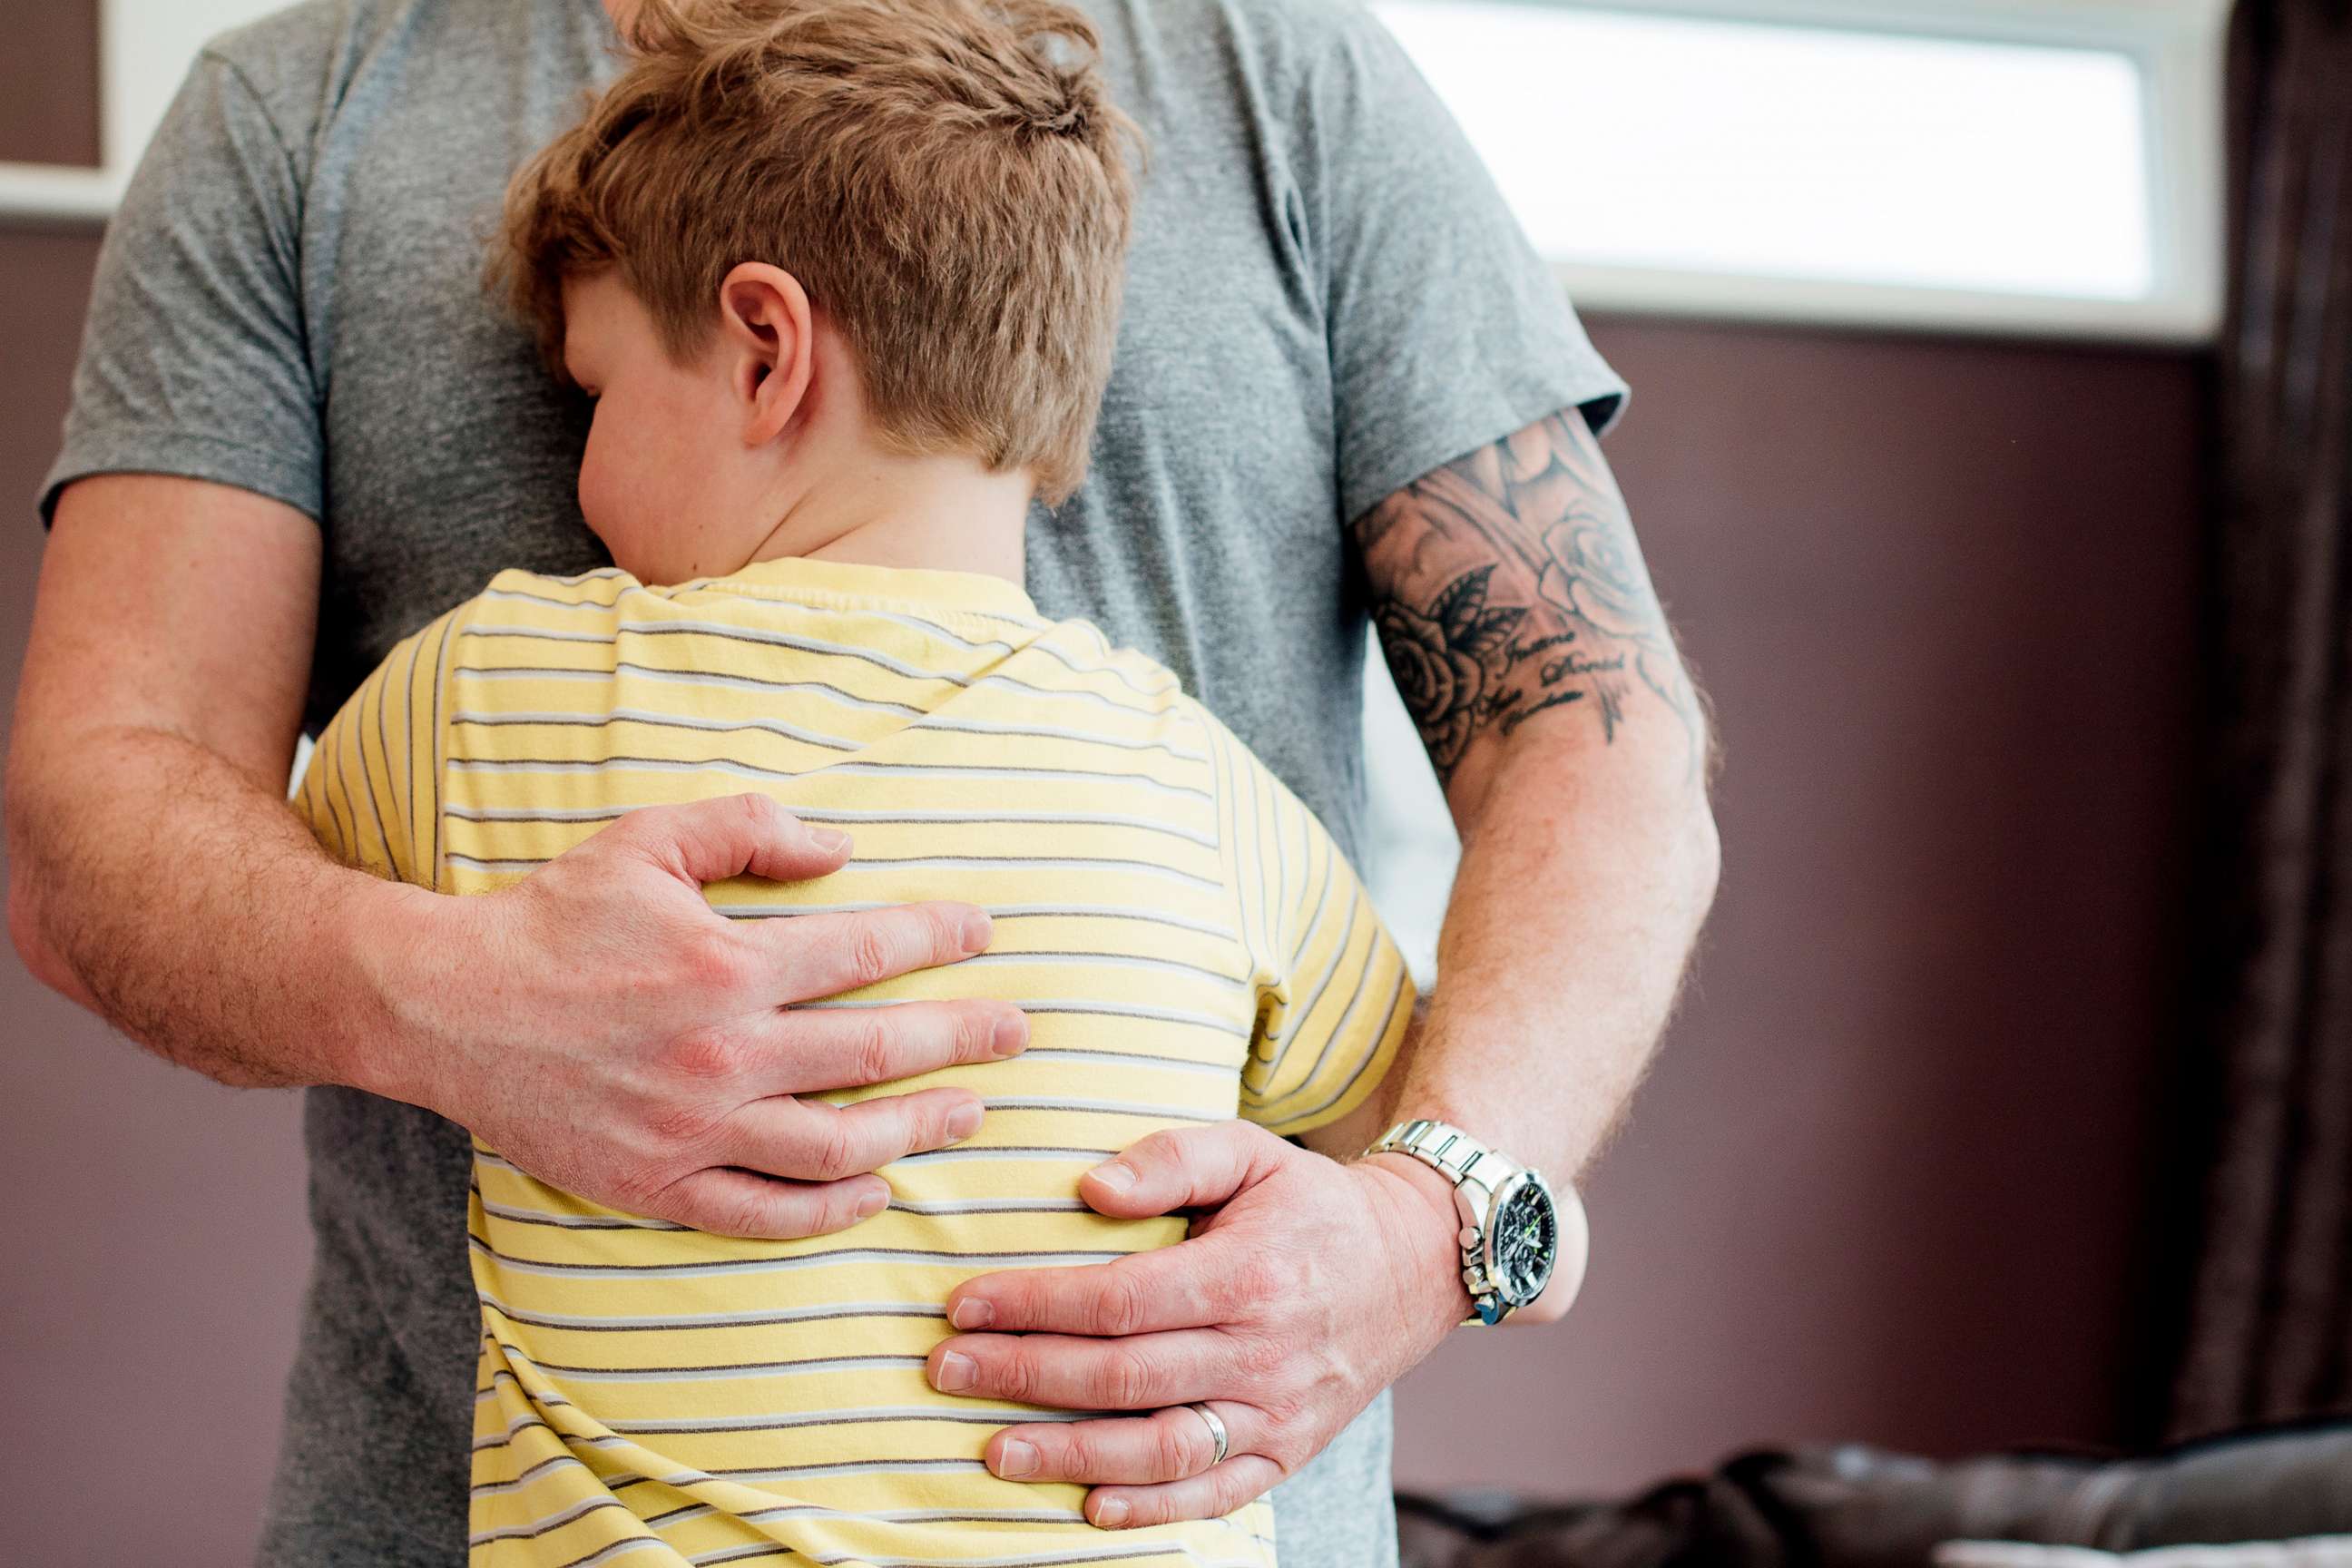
1442;0;2232;344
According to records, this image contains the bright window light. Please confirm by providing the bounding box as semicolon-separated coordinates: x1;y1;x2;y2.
1376;0;2155;301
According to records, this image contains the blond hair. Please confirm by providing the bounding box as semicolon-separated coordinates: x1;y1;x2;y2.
496;0;1138;503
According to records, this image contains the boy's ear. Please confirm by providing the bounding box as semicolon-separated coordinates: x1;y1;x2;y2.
715;262;814;446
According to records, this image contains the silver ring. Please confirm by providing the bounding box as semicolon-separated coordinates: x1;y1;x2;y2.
1184;1402;1230;1468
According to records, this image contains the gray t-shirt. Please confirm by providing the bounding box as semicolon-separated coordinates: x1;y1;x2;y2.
42;1;1625;1563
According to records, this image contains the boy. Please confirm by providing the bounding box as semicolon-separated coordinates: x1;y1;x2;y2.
296;0;1411;1563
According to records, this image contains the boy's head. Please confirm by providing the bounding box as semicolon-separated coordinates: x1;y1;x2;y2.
496;0;1137;579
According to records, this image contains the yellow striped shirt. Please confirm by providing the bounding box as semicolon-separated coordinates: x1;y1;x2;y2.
294;555;1413;1568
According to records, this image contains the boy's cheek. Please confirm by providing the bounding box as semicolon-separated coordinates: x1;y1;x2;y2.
576;435;626;542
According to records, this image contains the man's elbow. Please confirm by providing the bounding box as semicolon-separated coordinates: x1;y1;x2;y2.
1678;783;1723;933
5;792;101;1012
1641;702;1723;938
1624;695;1723;933
7;865;88;1008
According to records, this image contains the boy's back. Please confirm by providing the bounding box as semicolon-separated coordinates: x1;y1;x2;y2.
298;554;1411;1567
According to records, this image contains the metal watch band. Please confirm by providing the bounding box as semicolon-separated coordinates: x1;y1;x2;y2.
1367;1118;1527;1326
1374;1118;1520;1198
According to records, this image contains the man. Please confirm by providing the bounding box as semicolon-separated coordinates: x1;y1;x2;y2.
5;0;1719;1563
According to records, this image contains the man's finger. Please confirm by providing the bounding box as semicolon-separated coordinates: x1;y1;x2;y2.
719;1085;985;1182
740;902;995;1004
945;1242;1227;1337
750;999;1027;1094
609;792;853;887
926;1327;1244;1410
982;1402;1259;1485
1083;1454;1286;1530
646;1165;889;1240
1076;1121;1287;1219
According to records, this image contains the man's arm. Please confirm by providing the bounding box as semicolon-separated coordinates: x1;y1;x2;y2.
1344;406;1720;1313
7;475;1028;1236
6;476;367;1080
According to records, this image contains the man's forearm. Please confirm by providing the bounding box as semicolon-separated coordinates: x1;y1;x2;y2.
7;723;422;1095
8;478;429;1094
1384;724;1716;1180
1342;710;1716;1330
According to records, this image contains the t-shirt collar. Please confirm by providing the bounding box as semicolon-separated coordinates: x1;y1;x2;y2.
700;554;1044;623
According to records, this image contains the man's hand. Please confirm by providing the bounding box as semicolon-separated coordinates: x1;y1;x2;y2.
384;793;1026;1237
922;1121;1467;1529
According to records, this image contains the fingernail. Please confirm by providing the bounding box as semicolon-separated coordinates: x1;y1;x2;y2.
932;1350;976;1393
949;1297;993;1329
991;1014;1028;1058
854;1187;889;1220
995;1437;1038;1478
811;827;852;854
1089;1160;1137;1193
961;910;994;953
1094;1497;1130;1527
946;1102;984;1141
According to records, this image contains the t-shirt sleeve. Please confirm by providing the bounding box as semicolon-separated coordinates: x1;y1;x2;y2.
293;610;458;890
37;49;321;524
1204;716;1416;1136
1297;3;1630;525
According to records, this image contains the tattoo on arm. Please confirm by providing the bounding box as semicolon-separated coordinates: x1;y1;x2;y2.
1352;408;1702;788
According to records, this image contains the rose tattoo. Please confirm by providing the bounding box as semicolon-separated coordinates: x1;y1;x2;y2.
1537;514;1657;642
1375;564;1525;772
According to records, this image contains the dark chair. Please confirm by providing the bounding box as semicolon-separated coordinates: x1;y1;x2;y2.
1396;1419;2352;1568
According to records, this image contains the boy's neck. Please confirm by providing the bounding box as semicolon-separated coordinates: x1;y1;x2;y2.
738;457;1032;588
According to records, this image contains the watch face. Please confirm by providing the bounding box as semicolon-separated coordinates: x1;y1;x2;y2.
1490;1180;1558;1304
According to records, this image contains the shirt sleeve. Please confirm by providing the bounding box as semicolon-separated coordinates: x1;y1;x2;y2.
1295;2;1631;525
1204;714;1416;1136
37;49;322;524
293;610;459;891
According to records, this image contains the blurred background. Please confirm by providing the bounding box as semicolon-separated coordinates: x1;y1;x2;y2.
8;0;2328;1562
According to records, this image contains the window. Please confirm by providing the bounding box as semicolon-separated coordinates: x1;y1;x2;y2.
7;0;2230;347
1372;0;2230;341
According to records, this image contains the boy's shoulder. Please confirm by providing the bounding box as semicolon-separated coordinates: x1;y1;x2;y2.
473;564;642;610
1033;612;1205;710
394;566;641;655
325;566;640;719
1042;617;1301;787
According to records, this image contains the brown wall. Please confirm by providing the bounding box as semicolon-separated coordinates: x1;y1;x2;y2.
1391;320;2200;1494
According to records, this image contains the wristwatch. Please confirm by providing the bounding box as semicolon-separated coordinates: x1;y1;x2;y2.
1366;1119;1589;1326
